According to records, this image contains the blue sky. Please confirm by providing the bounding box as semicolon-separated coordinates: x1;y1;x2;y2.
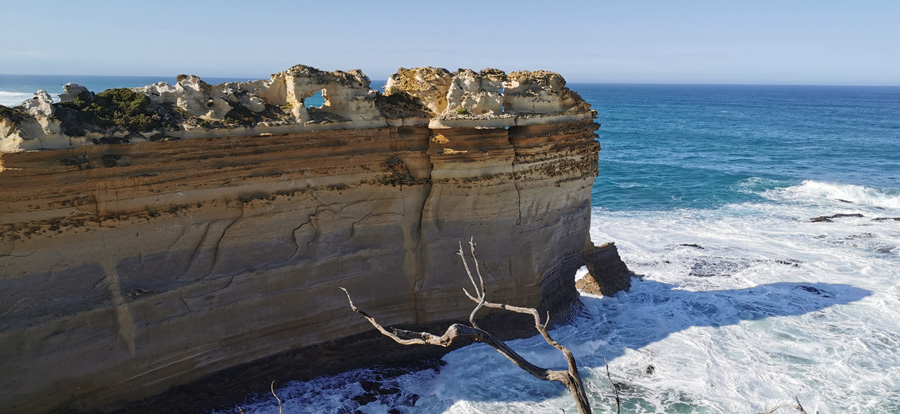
1;0;898;85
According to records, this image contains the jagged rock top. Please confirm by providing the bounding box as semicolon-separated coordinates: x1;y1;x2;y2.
0;65;595;153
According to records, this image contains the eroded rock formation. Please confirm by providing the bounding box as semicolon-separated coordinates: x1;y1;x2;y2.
0;65;608;412
576;243;635;296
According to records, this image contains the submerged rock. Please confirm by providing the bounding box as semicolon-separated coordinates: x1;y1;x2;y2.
689;257;752;277
810;213;864;222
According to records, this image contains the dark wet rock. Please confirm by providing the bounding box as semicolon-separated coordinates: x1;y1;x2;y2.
836;199;854;204
875;246;896;254
798;285;821;295
613;382;639;394
577;243;634;296
774;259;801;267
645;364;655;375
351;377;409;408
360;380;381;393
379;387;400;396
872;217;900;222
352;392;378;405
810;213;864;222
689;258;751;277
667;243;704;249
796;285;831;298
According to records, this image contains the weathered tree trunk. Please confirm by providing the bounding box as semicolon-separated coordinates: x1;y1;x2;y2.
341;239;594;414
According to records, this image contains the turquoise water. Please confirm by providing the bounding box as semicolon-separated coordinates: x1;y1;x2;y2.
577;84;900;211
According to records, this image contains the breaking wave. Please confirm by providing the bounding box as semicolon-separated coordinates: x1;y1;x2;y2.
763;180;900;209
0;91;35;107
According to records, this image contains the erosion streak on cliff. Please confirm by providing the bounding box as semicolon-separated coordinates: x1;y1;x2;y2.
0;65;605;413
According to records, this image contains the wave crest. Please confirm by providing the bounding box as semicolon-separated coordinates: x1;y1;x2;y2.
765;180;900;209
0;91;37;107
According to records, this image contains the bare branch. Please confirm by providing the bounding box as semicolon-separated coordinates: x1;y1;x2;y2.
758;404;796;414
270;381;282;414
341;287;460;347
604;358;620;414
458;241;480;298
757;396;811;414
794;396;809;414
468;237;485;298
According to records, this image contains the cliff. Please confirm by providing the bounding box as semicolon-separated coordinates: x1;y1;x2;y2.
0;65;616;412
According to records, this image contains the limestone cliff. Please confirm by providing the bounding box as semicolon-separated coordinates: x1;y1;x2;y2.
0;65;611;412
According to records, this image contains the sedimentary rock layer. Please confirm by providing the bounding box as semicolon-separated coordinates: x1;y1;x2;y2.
0;65;604;412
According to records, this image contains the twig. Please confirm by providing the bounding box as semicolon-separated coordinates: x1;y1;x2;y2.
794;396;809;414
604;358;620;414
757;396;810;414
271;381;282;414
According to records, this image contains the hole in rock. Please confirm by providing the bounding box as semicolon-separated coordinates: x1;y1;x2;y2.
305;89;326;109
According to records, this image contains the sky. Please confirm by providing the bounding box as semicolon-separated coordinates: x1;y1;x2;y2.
1;0;899;85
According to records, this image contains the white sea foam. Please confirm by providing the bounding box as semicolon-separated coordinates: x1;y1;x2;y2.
765;180;900;210
0;91;34;107
222;187;900;413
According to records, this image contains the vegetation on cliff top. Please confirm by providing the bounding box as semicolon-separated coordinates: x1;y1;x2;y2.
59;89;167;132
374;89;432;118
0;105;29;123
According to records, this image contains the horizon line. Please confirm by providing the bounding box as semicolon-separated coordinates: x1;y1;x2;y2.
2;73;899;89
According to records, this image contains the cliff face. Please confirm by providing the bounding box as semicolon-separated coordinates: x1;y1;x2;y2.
0;66;602;412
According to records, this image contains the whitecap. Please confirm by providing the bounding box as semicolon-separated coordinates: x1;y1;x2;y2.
763;180;900;210
0;91;35;107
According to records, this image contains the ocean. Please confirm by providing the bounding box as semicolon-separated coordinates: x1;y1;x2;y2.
4;77;899;413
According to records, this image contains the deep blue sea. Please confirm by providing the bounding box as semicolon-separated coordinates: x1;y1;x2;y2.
4;77;899;413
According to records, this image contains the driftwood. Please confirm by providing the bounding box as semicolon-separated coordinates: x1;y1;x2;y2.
341;238;594;413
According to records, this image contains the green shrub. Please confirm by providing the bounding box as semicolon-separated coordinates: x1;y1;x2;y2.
60;88;163;131
384;89;423;108
0;105;28;123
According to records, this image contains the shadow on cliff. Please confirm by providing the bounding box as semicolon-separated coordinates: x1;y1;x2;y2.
401;278;871;411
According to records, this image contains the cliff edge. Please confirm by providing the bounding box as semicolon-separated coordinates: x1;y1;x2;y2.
0;65;616;412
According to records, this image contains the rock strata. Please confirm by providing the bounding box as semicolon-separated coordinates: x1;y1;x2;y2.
0;65;607;412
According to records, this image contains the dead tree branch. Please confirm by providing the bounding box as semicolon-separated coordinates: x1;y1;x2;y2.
341;238;593;414
758;396;812;414
271;381;282;414
604;358;620;414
